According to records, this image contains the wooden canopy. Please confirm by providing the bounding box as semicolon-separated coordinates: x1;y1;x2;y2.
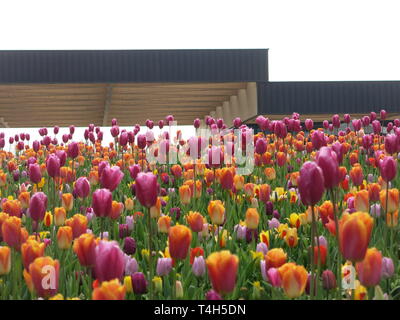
0;82;249;128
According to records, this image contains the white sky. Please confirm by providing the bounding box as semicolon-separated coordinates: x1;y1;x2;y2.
0;0;399;81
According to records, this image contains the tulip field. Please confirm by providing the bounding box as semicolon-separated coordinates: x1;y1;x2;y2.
0;111;400;300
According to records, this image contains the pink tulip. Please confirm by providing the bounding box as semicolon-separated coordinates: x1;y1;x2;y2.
380;109;387;120
316;146;340;189
29;192;48;221
255;138;267;155
100;166;124;192
95;240;125;282
75;177;91;198
135;172;158;208
305;119;313;131
379;156;397;182
233;117;242;129
298;161;325;206
311;130;327;150
385;134;398;155
372;120;381;134
92;188;112;217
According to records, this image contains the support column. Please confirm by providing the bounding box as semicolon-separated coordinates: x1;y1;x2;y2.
230;95;240;124
222;101;231;126
246;82;257;121
238;89;249;120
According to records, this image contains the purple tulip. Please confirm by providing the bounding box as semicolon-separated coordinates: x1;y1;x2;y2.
192;256;206;277
131;272;147;294
156;258;173;276
123;237;136;255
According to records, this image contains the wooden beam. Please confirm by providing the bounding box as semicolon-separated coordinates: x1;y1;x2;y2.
102;84;113;126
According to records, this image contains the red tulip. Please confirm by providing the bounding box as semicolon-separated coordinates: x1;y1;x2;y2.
135;172;158;208
92;188;112;218
316;147;340;190
298;161;325;206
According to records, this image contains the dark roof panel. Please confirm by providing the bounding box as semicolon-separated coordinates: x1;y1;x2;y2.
258;81;400;115
0;49;268;84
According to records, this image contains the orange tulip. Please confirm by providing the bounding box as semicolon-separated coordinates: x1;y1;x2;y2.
168;225;192;260
61;193;74;212
65;214;88;239
1;216;25;250
339;211;374;262
54;207;67;226
380;189;399;213
233;175;244;191
157;215;172;233
259;184;271;203
0;212;9;238
92;279;126;300
220;167;234;190
27;256;60;298
0;246;11;275
265;248;287;269
57;226;73;249
186;211;204;232
206;250;239;295
110;201;124;220
356;248;382;287
2;199;22;218
319;200;334;224
207;200;225;225
243;183;255;197
368;183;381;202
179;185;191;205
354;190;369;212
73;233;97;267
18;192;31;209
149;197;161;219
245;208;259;230
21;239;46;270
350;165;363;186
278;262;308;298
386;211;398;227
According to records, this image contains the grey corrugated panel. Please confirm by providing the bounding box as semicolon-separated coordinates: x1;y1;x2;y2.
257;81;400;115
0;49;268;83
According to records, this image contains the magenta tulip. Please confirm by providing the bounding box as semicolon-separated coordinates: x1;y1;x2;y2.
29;192;48;221
75;177;91;198
316;146;340;189
29;163;42;184
298;161;325;206
94;240;125;282
379;156;397;182
92;188;113;217
67;141;79;159
46;154;60;178
135;172;158;208
100;166;124;192
385;134;398;155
